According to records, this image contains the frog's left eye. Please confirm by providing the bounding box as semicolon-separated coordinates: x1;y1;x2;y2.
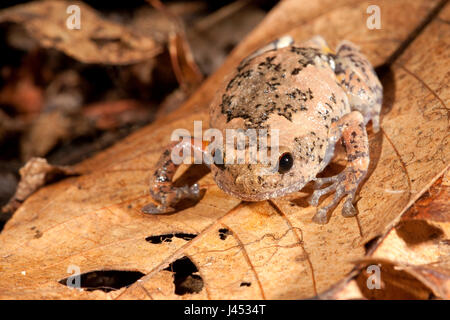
278;152;294;173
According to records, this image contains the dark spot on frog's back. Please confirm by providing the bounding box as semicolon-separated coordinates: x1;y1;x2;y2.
330;93;337;104
291;68;301;75
226;68;254;91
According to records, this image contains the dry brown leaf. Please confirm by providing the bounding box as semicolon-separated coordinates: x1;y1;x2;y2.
20;110;93;160
2;158;78;214
130;2;207;44
359;170;449;299
148;0;204;92
188;1;266;75
0;109;26;143
318;279;365;300
167;31;204;93
0;0;448;299
155;88;188;119
83;100;150;131
0;73;44;115
0;0;161;65
323;169;449;299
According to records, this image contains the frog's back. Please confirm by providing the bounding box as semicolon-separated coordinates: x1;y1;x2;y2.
210;45;351;138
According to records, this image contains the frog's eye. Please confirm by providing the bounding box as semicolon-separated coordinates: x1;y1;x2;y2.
278;152;294;173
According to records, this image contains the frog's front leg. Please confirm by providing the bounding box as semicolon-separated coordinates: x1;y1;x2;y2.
142;138;210;214
309;111;369;224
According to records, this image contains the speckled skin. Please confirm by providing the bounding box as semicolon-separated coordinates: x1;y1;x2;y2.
143;36;382;224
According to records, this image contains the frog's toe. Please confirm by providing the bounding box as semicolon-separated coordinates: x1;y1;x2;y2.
313;176;336;188
144;184;202;214
308;182;338;207
312;208;329;224
342;196;357;217
309;170;360;223
175;183;201;202
188;183;201;199
372;113;381;133
142;203;175;215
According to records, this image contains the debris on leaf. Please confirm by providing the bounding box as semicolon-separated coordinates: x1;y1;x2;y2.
2;157;78;213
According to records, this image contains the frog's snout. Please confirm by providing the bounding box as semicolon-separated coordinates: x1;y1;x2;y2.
234;174;245;186
234;173;261;195
213;164;280;201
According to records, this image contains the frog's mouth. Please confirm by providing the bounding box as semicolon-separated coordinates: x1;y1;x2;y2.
215;177;306;202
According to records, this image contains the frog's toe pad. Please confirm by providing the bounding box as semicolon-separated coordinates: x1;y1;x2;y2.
308;179;339;207
342;198;357;217
142;203;175;215
312;208;329;224
188;183;200;199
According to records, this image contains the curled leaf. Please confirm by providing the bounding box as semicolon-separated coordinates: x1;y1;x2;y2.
2;157;78;214
0;0;162;65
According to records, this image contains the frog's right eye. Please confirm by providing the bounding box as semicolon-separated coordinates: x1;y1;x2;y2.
278;152;294;173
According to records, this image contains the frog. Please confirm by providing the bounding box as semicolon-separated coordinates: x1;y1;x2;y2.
142;35;383;224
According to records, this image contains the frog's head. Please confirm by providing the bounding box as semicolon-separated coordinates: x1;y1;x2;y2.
210;144;309;201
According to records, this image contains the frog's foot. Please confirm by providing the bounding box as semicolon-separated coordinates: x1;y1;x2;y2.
308;111;370;224
142;138;209;215
367;110;381;133
143;183;200;214
308;171;358;224
142;203;175;215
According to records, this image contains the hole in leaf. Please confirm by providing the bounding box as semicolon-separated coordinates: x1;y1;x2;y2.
364;235;381;254
58;270;145;292
218;228;232;240
145;233;197;244
240;282;251;287
164;256;203;295
396;220;443;245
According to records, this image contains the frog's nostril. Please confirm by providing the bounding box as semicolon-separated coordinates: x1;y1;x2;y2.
235;174;253;192
234;174;260;194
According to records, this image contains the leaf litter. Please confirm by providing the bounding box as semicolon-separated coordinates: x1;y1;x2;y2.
0;0;448;299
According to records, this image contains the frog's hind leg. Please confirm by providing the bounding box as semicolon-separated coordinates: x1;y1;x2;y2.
308;111;370;224
334;41;383;132
142;138;210;214
241;35;294;65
